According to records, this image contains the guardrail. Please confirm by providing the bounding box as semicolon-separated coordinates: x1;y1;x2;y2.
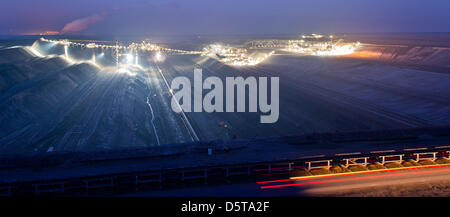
380;154;404;164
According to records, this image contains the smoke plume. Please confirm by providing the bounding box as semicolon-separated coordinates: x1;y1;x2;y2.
61;14;105;33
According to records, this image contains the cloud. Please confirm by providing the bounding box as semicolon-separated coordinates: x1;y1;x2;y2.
61;14;105;33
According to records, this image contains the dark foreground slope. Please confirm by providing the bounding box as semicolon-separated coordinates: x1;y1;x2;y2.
0;44;192;154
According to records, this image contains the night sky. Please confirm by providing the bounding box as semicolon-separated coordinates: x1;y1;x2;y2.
2;0;450;35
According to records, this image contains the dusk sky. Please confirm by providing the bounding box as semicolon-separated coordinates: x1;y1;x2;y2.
2;0;450;35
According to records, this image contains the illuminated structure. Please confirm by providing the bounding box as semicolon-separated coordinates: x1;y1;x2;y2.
284;34;360;56
202;44;274;66
40;34;360;67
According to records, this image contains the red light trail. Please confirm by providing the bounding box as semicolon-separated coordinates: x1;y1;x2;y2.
257;164;450;184
260;168;450;189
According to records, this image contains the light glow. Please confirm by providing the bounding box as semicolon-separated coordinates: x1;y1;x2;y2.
257;163;450;185
202;44;273;66
39;35;361;67
126;53;133;63
285;34;360;56
154;51;164;62
260;168;450;189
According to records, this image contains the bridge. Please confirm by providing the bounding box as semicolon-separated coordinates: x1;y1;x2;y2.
41;37;202;55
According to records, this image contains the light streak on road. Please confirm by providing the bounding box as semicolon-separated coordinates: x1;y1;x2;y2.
260;167;450;189
257;164;450;185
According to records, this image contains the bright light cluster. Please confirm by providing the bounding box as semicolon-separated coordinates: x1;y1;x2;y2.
315;43;360;56
285;34;360;56
301;33;325;39
41;38;127;50
202;44;274;66
154;51;164;62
